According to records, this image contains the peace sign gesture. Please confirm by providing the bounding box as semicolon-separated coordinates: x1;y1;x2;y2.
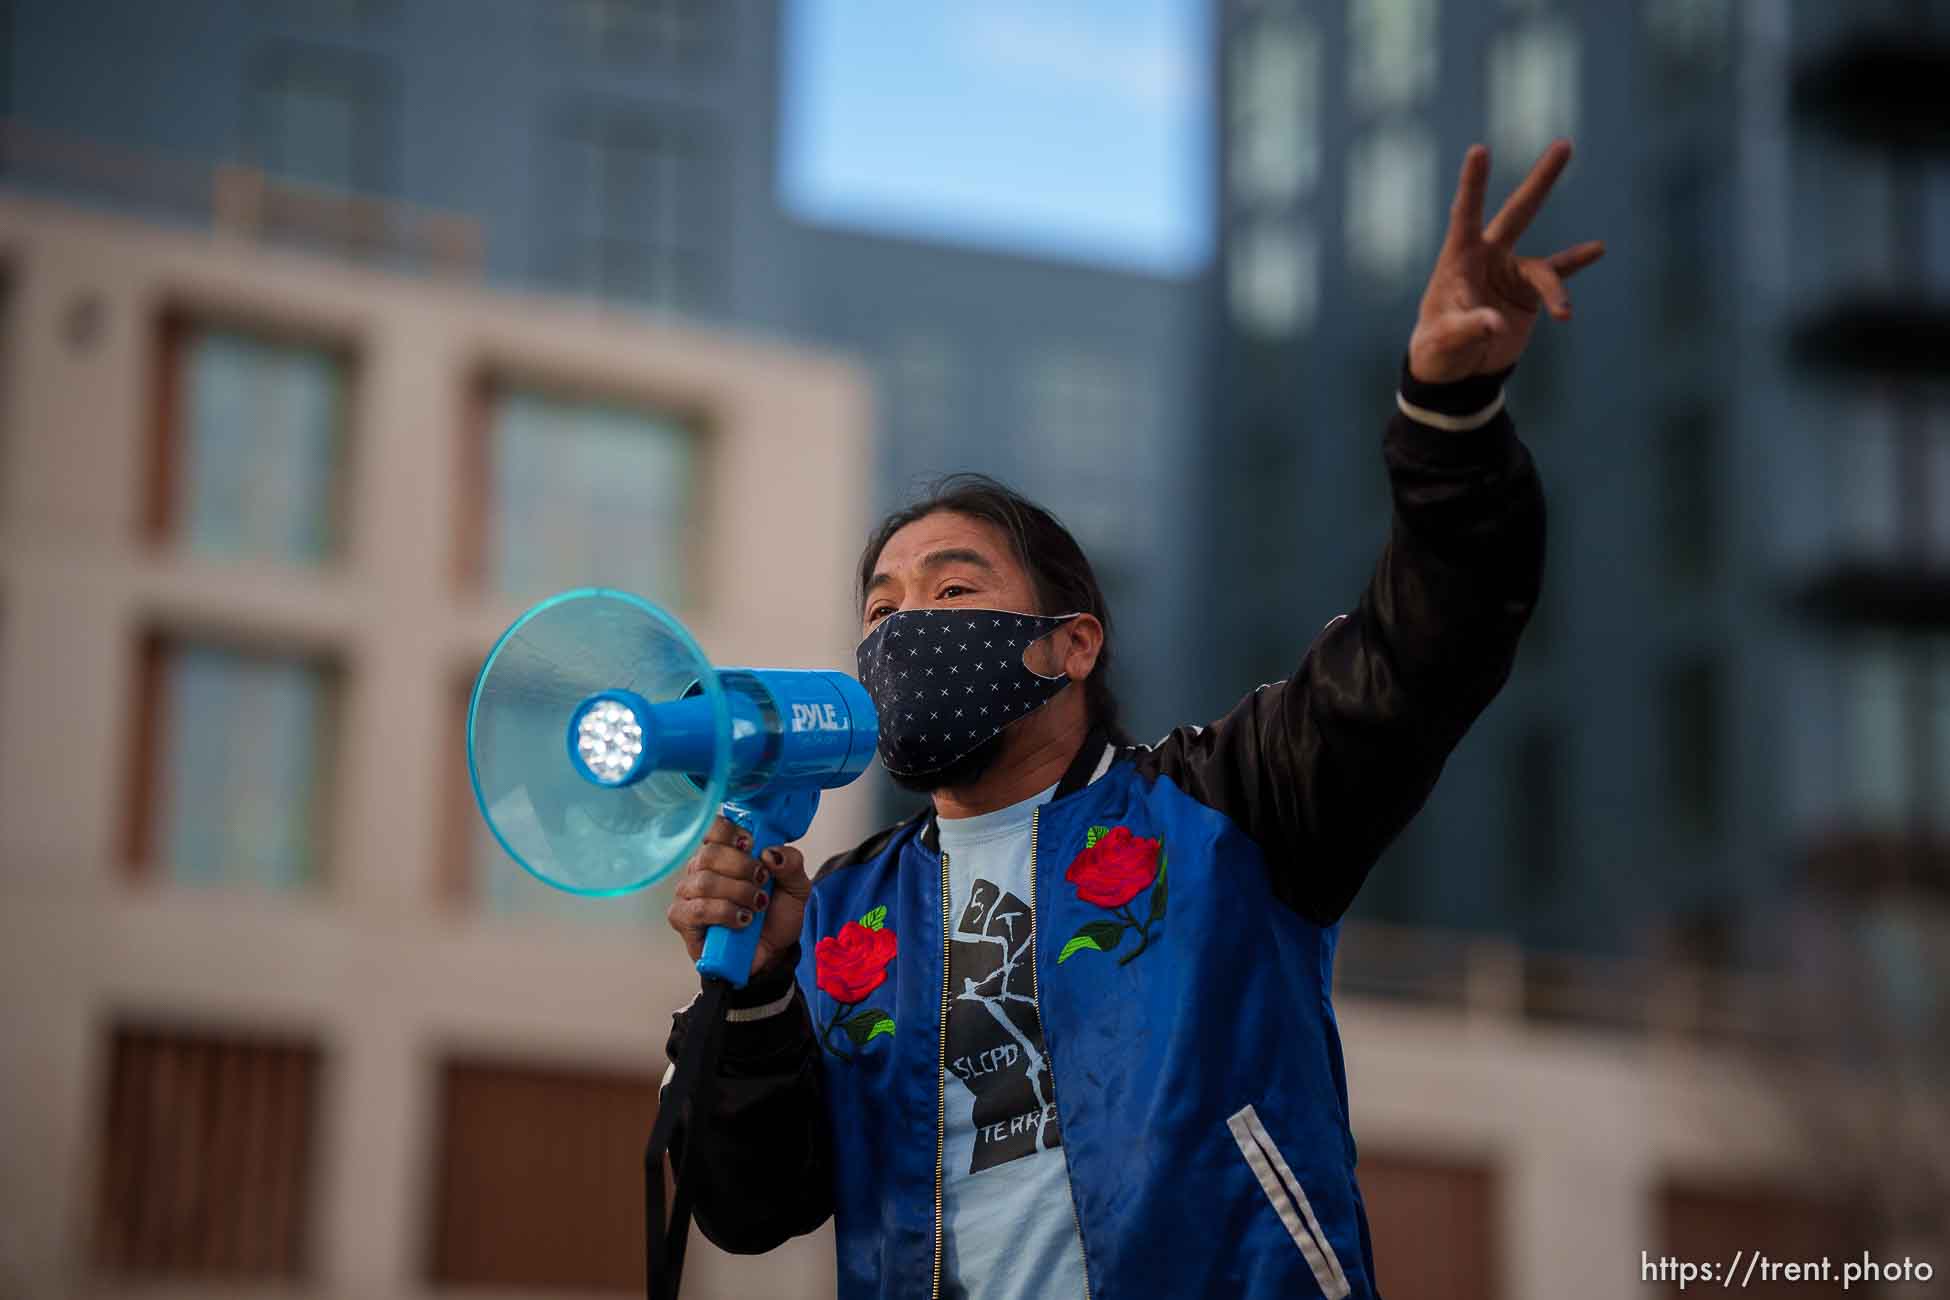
1408;138;1606;384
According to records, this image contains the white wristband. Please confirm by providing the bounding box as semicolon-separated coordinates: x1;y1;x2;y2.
725;986;797;1023
1396;387;1505;432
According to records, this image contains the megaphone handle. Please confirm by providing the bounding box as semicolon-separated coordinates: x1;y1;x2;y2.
700;788;821;987
697;802;785;988
697;807;773;988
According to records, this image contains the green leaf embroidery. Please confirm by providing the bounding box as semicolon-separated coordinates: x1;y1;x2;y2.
1146;853;1169;926
859;905;887;931
1058;920;1125;963
1085;825;1112;849
842;1008;894;1046
1058;935;1099;963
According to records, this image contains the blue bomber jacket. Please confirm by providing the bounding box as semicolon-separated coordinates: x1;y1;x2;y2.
664;359;1544;1299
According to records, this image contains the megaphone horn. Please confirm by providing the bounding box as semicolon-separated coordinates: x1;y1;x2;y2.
466;587;877;987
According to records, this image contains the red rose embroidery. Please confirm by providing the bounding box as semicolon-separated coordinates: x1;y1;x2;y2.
1064;825;1161;908
1059;825;1168;969
815;919;898;1004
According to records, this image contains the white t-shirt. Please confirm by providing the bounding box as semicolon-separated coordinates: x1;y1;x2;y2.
935;782;1089;1300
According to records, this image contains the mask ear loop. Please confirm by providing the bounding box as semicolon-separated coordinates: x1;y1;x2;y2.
1022;613;1085;683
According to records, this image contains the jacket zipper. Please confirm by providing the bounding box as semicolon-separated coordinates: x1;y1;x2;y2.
932;847;951;1300
1027;808;1093;1298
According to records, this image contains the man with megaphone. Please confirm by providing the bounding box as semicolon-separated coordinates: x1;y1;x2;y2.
659;140;1601;1299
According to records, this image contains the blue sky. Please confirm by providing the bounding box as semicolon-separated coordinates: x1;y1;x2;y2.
779;0;1213;278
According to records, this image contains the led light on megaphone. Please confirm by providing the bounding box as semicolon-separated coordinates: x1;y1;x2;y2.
573;697;647;786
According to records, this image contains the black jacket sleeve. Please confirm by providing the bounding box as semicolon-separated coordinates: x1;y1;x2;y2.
662;942;833;1253
1141;357;1544;925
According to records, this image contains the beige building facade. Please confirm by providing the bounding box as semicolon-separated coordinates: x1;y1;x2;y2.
0;194;873;1299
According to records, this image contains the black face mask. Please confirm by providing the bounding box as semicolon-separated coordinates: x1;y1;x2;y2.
855;607;1079;781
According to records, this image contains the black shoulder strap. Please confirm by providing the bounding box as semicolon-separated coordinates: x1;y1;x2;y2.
644;978;730;1300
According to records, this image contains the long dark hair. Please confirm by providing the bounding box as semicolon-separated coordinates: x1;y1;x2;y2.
858;474;1132;746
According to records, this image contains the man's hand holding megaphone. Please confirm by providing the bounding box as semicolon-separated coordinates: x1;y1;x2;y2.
669;816;811;982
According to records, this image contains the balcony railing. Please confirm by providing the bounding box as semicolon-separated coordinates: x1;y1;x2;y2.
1334;918;1807;1053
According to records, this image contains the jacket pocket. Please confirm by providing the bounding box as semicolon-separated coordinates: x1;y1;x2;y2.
1226;1103;1352;1299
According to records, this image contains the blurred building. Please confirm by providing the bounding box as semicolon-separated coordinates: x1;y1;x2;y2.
1201;0;1950;1282
1204;0;1754;956
0;0;1205;762
1772;0;1950;1264
0;191;872;1297
1204;0;1950;970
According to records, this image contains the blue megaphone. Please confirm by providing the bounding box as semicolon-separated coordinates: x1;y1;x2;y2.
466;588;877;987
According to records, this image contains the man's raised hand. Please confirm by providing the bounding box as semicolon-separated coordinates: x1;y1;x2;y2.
1408;139;1605;385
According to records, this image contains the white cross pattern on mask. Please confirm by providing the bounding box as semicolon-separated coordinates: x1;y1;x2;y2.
856;606;1080;777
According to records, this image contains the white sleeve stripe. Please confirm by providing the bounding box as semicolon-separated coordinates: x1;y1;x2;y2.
725;987;797;1023
1396;387;1504;432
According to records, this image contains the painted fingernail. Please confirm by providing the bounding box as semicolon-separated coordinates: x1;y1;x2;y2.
762;847;783;866
755;865;771;886
753;891;770;911
736;832;753;851
736;908;753;926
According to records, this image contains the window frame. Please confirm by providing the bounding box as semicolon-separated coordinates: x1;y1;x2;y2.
122;626;344;891
143;307;359;565
93;1020;324;1280
455;364;714;611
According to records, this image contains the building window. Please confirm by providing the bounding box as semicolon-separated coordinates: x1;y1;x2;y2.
554;0;721;66
246;44;397;193
1844;636;1910;833
1509;723;1562;892
126;634;338;891
1486;16;1579;169
1642;0;1731;87
1827;636;1950;838
1830;392;1902;560
1358;1155;1499;1300
1018;349;1152;556
428;1057;660;1291
536;105;725;314
1348;0;1438;114
1659;1183;1851;1285
1658;402;1718;587
1229;219;1319;337
1346;122;1436;288
1228;13;1319;209
1837;634;1950;835
460;381;701;605
1659;654;1724;849
1226;4;1320;340
148;320;350;566
95;1024;321;1280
